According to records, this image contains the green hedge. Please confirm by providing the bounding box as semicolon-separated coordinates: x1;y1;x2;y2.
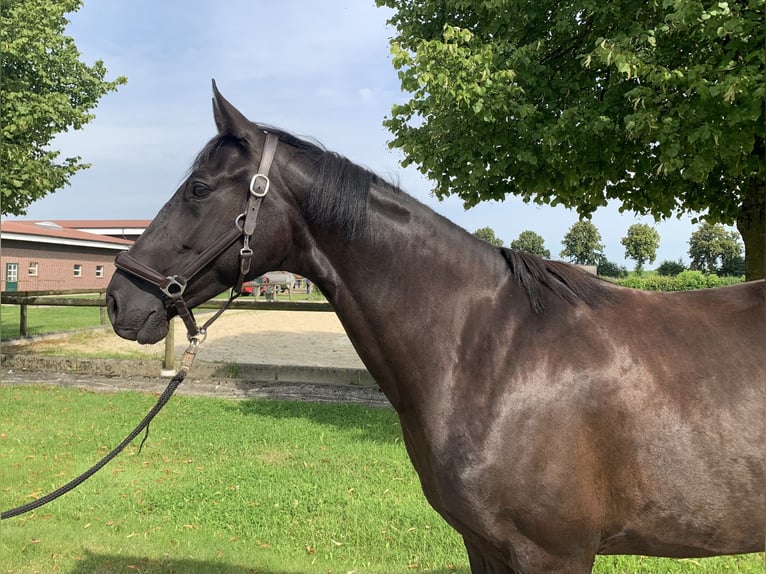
616;270;744;291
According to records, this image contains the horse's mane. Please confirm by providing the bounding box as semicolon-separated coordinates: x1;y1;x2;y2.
195;124;612;314
263;124;397;240
500;248;614;313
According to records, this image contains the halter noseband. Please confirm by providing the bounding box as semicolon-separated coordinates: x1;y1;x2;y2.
114;133;280;341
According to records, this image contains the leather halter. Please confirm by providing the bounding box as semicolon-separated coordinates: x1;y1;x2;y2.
114;133;279;340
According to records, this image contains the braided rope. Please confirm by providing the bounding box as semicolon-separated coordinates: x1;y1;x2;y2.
2;367;186;520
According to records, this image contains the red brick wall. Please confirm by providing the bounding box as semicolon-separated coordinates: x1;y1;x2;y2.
1;241;125;292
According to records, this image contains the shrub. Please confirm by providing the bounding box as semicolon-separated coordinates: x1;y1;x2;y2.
656;259;686;276
616;270;744;291
675;270;709;290
597;260;628;278
618;275;646;290
717;275;747;286
641;275;679;291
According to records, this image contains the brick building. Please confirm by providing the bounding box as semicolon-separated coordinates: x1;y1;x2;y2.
1;220;149;292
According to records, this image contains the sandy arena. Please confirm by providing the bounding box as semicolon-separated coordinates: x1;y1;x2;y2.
14;309;366;370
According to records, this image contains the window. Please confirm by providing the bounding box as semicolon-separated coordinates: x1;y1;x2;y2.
73;264;82;277
28;262;38;276
95;265;104;278
6;263;18;283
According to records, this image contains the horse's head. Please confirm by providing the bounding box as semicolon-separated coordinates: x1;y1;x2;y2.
107;82;309;344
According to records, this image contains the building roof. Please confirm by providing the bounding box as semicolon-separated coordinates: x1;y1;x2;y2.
42;219;152;228
19;219;151;237
1;220;134;250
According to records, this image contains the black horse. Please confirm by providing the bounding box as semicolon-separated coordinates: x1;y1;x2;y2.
107;83;765;574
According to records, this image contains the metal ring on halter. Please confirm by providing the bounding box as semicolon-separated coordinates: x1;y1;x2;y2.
235;213;246;232
249;173;270;197
160;276;187;299
187;328;207;345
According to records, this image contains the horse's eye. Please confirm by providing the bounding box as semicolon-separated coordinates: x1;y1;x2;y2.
189;183;211;200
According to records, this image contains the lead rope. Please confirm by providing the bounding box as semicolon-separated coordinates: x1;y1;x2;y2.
0;277;245;520
0;336;199;520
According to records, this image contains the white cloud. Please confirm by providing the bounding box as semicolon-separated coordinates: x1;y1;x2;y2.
21;0;697;266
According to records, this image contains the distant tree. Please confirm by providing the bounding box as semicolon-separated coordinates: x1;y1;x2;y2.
1;0;127;215
718;254;746;277
656;259;687;277
560;221;604;265
510;230;550;258
620;224;660;275
473;226;504;247
597;260;628;279
688;223;743;275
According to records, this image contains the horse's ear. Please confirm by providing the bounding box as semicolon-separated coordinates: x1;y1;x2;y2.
211;79;252;140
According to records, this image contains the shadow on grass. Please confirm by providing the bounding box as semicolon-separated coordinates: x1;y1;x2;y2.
233;399;403;444
66;551;466;574
67;551;259;574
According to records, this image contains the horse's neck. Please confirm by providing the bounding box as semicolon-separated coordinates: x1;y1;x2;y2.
305;187;509;409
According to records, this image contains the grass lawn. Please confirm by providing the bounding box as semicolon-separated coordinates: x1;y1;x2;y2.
1;303;106;340
1;386;762;574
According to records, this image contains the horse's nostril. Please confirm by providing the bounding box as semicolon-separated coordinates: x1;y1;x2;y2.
106;292;119;324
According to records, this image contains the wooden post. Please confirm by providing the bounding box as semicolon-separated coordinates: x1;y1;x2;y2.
162;318;176;376
19;304;27;337
99;292;107;325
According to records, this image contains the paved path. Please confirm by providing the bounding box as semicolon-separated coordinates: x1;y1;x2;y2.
1;368;390;407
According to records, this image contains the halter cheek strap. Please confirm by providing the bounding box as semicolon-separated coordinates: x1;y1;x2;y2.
114;133;280;341
236;133;278;291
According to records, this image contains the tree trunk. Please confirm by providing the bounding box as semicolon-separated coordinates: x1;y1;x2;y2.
736;177;765;281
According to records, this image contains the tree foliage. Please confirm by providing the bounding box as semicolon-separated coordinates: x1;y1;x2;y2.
472;226;504;247
656;259;687;277
560;221;604;265
1;0;126;215
510;230;550;258
620;223;660;274
597;259;628;278
688;222;744;275
377;0;765;279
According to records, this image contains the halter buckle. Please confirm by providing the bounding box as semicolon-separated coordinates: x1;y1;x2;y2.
249;173;270;197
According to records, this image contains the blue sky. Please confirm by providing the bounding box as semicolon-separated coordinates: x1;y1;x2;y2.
21;0;702;267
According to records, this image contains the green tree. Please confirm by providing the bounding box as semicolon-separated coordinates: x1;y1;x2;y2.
472;226;503;247
656;259;687;277
620;223;660;275
719;254;746;277
377;0;765;279
1;0;126;215
688;222;744;275
597;260;628;279
510;230;550;258
560;221;604;265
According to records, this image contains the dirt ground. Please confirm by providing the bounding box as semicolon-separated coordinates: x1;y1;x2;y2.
2;310;388;405
11;310;366;369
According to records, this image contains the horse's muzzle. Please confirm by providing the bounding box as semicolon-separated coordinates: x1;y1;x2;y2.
107;270;170;344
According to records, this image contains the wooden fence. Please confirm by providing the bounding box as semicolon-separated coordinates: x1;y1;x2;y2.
1;289;333;373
